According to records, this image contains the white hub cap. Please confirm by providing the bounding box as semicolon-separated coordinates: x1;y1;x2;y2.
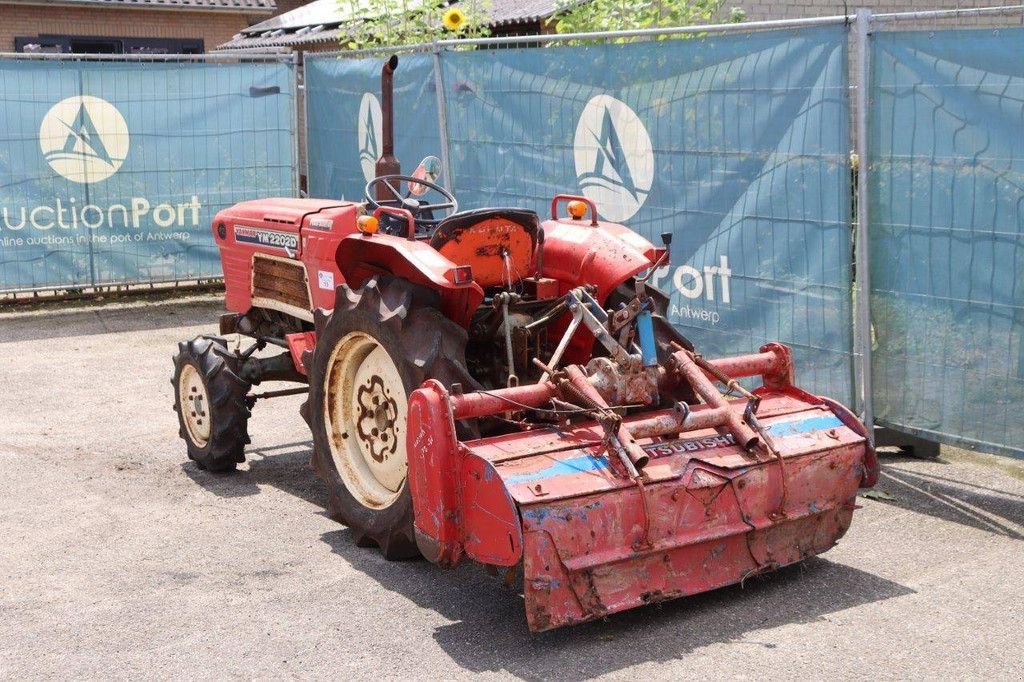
324;332;408;509
179;364;211;448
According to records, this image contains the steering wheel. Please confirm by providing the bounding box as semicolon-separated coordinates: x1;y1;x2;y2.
364;174;458;233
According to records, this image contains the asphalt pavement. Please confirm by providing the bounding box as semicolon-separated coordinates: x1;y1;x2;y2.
1;296;1021;680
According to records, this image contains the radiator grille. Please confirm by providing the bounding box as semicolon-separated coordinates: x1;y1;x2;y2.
252;255;310;312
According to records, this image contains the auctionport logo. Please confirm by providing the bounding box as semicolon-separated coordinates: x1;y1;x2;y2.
574;95;654;223
650;256;734;326
40;96;129;183
0;94;202;238
358;93;383;183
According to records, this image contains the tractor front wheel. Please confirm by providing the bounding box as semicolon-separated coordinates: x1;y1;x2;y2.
303;276;473;560
172;336;252;472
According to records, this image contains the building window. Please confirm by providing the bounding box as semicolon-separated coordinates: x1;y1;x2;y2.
15;35;204;55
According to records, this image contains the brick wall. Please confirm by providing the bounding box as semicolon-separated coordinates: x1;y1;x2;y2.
271;0;308;16
0;3;269;53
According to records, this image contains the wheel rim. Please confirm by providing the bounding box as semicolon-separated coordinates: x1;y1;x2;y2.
324;331;408;510
179;364;211;448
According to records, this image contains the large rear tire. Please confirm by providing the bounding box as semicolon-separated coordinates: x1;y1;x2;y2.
303;276;474;560
172;336;251;472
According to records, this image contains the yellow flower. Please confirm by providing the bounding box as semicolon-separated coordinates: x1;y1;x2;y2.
442;7;466;31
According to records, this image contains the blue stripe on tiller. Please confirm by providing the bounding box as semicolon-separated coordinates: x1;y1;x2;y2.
503;412;846;486
766;414;844;437
503;454;610;486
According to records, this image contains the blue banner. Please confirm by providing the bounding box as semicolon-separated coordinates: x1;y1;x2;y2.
441;28;853;402
0;58;296;291
305;29;856;401
869;29;1024;458
305;53;442;202
303;30;853;403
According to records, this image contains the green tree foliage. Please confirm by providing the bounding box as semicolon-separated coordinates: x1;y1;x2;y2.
340;0;491;50
548;0;745;35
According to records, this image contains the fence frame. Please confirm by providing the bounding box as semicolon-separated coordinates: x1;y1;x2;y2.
303;4;1024;450
5;6;1024;451
854;8;874;441
862;3;1024;458
309;14;856;59
305;12;864;426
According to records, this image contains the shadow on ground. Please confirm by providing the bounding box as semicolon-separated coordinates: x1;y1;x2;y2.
182;440;324;507
182;437;915;680
872;457;1024;539
319;530;912;680
0;298;222;343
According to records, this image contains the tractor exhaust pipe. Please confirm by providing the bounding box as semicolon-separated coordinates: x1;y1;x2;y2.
375;55;401;200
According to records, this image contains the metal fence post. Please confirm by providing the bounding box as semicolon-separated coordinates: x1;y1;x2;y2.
76;64;97;288
292;50;303;197
854;8;875;442
431;42;454;194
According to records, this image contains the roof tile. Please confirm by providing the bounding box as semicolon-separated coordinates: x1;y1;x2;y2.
218;0;557;48
47;0;275;11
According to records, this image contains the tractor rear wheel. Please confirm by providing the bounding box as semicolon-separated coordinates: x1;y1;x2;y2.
172;336;252;472
303;276;474;560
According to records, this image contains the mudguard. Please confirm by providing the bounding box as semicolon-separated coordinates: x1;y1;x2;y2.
335;233;484;328
540;217;660;364
539;218;658;302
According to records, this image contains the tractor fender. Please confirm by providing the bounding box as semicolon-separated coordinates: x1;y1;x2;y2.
539;219;659;302
540;219;660;363
335;234;484;329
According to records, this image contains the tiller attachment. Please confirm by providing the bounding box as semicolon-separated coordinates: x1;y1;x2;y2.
407;288;877;632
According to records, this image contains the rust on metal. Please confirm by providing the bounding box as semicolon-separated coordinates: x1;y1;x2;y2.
407;345;875;632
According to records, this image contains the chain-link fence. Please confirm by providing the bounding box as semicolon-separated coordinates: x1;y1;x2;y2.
306;19;857;405
866;10;1024;458
304;6;1024;458
0;52;298;294
0;7;1021;458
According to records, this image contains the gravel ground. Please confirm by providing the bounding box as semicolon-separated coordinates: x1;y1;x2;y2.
1;296;1022;680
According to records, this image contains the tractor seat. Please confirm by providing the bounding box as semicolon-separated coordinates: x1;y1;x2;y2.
428;208;540;288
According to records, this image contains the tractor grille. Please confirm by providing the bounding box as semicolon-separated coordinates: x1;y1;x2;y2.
251;255;311;313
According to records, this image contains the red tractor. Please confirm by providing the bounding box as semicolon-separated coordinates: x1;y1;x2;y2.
173;56;877;631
